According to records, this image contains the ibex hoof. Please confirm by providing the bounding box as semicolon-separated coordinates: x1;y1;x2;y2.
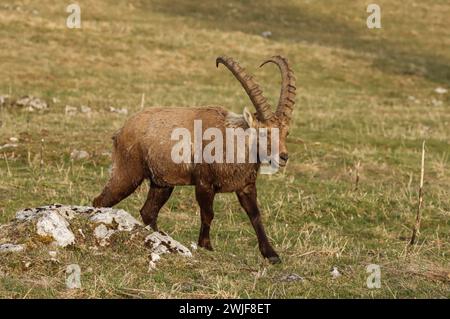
267;256;282;264
198;240;213;251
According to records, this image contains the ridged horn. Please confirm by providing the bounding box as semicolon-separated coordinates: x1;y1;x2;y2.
260;56;296;122
216;56;273;121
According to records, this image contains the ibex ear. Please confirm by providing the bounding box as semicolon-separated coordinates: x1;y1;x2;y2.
243;107;256;128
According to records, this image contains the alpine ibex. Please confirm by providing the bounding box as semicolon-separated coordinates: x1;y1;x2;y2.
93;56;296;263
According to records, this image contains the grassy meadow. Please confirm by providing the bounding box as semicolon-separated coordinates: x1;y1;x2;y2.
0;0;449;298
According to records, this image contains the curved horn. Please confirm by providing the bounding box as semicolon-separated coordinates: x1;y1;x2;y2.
216;56;273;121
260;56;296;121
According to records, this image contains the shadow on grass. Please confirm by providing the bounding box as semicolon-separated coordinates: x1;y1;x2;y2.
145;0;450;85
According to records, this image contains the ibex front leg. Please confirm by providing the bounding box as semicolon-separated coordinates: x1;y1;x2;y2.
195;183;215;250
236;184;281;264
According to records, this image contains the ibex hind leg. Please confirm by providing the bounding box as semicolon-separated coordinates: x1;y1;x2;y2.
93;164;144;208
140;186;174;230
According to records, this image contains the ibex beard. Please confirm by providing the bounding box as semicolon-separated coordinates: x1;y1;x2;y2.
93;56;296;264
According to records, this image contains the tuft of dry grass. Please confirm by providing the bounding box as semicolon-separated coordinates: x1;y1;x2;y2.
0;0;449;298
410;141;426;246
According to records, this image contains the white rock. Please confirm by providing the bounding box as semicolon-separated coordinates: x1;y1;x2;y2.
0;95;9;106
190;242;198;251
78;228;86;238
109;106;128;115
150;252;161;262
36;211;75;247
9;137;18;142
280;273;304;282
56;206;80;220
65;105;77;116
435;87;448;94
146;232;192;271
70;149;89;160
261;31;272;38
0;243;25;253
148;261;157;271
431;98;443;107
14;96;48;111
15;204;86;221
331;266;341;279
13;205;105;247
8;205;192;268
66;264;81;289
90;209;141;231
15;208;37;221
0;143;18;151
15;205;140;238
407;96;420;104
93;224;116;247
145;232;192;257
80;105;92;113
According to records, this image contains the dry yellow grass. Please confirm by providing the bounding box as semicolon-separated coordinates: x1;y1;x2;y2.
0;0;449;298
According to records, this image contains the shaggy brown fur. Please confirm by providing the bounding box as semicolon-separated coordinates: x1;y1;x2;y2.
93;56;296;263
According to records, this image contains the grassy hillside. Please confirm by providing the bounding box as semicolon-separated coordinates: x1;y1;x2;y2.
0;0;449;298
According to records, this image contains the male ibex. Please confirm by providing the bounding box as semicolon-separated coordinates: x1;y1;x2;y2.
93;56;296;263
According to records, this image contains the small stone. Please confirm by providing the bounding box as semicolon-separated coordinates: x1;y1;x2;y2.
9;137;19;142
0;95;10;106
145;232;192;257
261;31;272;38
14;96;48;112
109;106;128;115
280;273;304;282
0;143;18;151
331;266;341;279
148;261;157;271
36;211;75;247
65;105;78;116
150;252;161;262
93;224;115;247
407;96;420;104
70;150;89;160
434;87;448;94
90;209;141;231
431;98;443;107
66;264;81;289
78;228;85;239
80;105;92;113
0;243;25;253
